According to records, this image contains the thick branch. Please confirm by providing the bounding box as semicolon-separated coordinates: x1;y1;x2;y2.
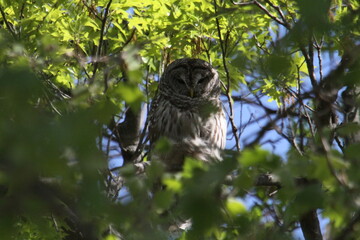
34;179;98;240
300;210;323;240
342;86;360;145
315;44;360;129
115;107;142;164
296;46;360;240
255;173;281;188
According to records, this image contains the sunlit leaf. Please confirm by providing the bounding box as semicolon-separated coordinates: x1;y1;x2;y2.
225;198;247;217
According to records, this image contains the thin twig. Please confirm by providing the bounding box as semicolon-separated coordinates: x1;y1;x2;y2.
82;0;102;21
98;0;112;57
0;5;17;39
91;0;112;83
119;28;136;51
19;2;25;19
253;35;271;54
308;38;314;77
231;0;287;28
36;0;61;32
285;88;315;112
230;0;254;7
131;72;151;163
314;36;324;81
253;1;288;29
200;37;211;63
296;65;305;152
320;134;347;187
300;46;317;88
334;136;344;153
51;214;60;232
264;0;290;28
214;0;240;151
290;120;304;155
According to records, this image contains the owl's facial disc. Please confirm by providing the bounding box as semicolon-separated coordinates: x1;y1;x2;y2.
174;72;188;86
193;71;209;85
167;63;215;98
175;74;195;98
191;68;214;97
171;69;193;97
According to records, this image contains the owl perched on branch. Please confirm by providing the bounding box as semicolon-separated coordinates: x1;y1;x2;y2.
149;58;227;171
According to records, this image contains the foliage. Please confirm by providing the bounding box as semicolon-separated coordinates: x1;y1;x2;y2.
0;0;360;239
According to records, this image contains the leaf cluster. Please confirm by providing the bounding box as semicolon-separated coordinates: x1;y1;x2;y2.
0;0;360;239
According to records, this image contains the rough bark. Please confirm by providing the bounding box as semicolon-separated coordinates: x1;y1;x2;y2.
297;44;360;240
331;85;360;239
315;45;360;134
116;107;142;164
342;85;360;145
300;210;323;240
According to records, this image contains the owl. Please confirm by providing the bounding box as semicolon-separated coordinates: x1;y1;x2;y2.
148;58;227;171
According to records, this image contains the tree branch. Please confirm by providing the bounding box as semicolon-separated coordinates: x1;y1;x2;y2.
334;210;360;240
231;0;290;29
82;0;102;21
0;5;17;39
255;173;281;188
91;0;112;83
264;0;289;27
315;44;360;129
253;0;289;29
300;210;323;240
300;45;318;88
112;107;142;164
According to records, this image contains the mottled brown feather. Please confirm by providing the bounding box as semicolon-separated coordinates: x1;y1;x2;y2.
148;58;226;171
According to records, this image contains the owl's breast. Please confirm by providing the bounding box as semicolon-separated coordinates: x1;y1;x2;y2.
149;96;226;170
154;99;202;141
151;98;225;147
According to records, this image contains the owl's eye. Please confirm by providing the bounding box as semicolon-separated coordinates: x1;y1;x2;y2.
198;77;207;84
175;77;185;84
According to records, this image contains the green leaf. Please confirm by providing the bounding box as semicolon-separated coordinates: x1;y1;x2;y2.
111;82;144;111
225;198;247;216
153;190;174;210
182;157;206;178
163;176;183;192
103;234;121;240
238;146;281;170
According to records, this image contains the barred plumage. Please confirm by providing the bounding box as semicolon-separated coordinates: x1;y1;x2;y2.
149;58;226;171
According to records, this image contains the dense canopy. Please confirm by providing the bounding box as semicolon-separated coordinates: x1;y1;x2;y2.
0;0;360;239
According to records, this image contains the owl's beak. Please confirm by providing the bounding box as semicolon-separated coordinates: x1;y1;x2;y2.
189;88;194;98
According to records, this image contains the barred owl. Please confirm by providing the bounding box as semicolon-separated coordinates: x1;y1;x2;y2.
149;58;227;171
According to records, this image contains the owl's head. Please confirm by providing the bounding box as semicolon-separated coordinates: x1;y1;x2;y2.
160;58;221;99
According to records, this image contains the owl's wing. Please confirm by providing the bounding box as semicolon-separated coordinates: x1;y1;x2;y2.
148;94;160;148
200;104;227;150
